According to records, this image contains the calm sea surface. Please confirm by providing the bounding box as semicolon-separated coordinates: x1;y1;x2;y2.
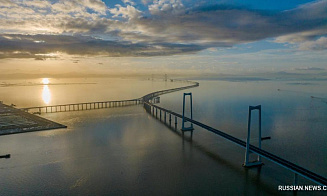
0;77;326;195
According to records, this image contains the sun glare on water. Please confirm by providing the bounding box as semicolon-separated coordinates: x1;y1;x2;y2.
41;78;51;104
42;78;50;85
42;86;51;104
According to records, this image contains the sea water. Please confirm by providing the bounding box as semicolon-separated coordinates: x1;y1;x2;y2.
0;77;326;195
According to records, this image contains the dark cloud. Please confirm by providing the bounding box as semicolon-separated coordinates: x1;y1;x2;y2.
0;34;204;59
123;1;327;46
59;18;113;33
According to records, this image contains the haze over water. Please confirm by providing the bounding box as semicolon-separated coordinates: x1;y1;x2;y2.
0;77;326;195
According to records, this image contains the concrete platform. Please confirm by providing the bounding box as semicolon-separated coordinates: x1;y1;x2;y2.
0;102;67;136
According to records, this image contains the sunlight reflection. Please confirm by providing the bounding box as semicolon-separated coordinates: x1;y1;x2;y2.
42;85;51;104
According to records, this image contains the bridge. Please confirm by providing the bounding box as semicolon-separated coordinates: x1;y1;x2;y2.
141;81;327;187
22;99;143;114
18;79;327;187
21;80;198;114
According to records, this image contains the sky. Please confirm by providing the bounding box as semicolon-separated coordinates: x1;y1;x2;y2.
0;0;327;77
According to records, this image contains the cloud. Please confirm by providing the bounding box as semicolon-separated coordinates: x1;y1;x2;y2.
0;0;326;59
295;67;325;71
109;4;141;19
51;0;107;15
148;0;185;15
0;0;113;34
141;0;152;5
0;34;204;59
23;0;51;9
122;0;135;6
121;1;327;46
273;0;327;47
298;37;327;50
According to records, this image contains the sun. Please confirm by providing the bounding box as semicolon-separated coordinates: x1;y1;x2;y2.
42;78;50;85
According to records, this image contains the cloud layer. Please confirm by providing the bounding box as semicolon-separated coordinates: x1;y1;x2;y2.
0;0;326;58
0;34;204;59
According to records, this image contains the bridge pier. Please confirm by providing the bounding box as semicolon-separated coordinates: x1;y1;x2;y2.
160;110;162;121
164;112;166;124
175;116;177;131
169;114;171;127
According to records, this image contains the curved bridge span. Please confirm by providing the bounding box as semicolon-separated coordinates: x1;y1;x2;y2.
21;80;198;114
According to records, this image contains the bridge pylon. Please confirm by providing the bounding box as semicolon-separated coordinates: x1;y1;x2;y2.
181;93;194;133
243;105;263;167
